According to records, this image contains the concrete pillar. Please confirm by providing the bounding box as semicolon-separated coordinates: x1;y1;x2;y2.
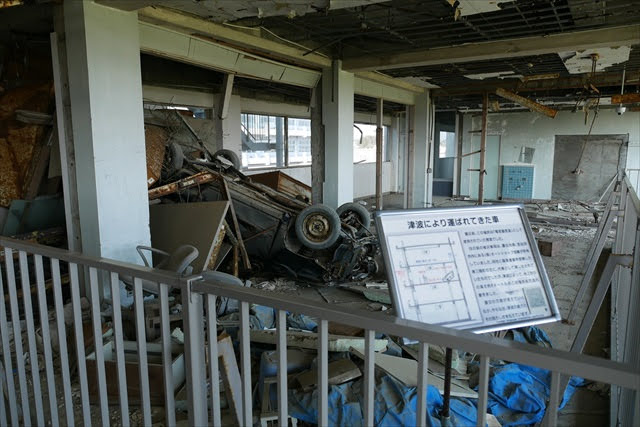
389;114;401;193
322;60;354;208
62;0;150;263
409;91;433;208
215;94;242;157
311;82;325;204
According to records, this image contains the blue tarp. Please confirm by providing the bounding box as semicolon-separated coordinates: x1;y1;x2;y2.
281;326;585;426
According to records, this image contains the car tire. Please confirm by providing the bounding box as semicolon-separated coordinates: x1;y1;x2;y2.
214;149;241;170
336;202;371;236
295;204;341;250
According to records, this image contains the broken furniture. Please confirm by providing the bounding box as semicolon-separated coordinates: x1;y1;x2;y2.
149;201;229;273
86;340;185;405
249;170;312;203
120;244;199;294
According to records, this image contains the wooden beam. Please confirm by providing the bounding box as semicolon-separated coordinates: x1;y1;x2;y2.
478;93;488;205
611;93;640;104
342;24;640;72
218;73;235;119
375;98;383;210
495;87;558;118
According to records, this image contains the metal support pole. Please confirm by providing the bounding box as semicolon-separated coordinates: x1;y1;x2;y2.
376;98;384;210
478;93;488;205
441;348;453;426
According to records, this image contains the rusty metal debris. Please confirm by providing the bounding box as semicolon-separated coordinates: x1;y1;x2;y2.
146;119;380;283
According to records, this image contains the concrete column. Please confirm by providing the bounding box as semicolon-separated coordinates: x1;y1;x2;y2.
62;0;150;263
389;114;401;193
311;82;325;204
409;91;432;208
215;94;242;157
322;60;354;208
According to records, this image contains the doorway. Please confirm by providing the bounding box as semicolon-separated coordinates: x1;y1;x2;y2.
552;135;627;201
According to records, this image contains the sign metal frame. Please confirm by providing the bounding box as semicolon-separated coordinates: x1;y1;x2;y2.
375;204;561;334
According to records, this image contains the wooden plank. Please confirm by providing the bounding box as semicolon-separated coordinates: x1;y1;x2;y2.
295;358;361;391
350;348;477;398
218;334;243;426
495;87;558;118
149;201;229;272
148;171;216;199
611;93;640;104
250;329;388;353
218;175;251;270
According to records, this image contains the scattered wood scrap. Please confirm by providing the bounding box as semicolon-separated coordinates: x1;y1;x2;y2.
148;171;216;200
295;358;362;391
350;348;477;398
250;329;388;353
218;333;243;425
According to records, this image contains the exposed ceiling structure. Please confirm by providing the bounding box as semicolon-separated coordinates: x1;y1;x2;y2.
2;0;639;112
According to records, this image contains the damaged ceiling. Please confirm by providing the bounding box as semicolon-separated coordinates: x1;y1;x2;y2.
2;0;640;111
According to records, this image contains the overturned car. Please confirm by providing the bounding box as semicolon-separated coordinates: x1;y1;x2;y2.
149;142;381;284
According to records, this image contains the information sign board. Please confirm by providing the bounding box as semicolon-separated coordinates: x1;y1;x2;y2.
375;205;560;333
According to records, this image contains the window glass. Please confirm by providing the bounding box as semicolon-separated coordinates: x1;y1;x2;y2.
439;131;456;158
287;118;312;166
353;123;387;163
241;113;284;169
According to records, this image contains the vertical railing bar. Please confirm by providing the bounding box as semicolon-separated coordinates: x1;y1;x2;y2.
363;329;375;426
0;363;7;427
318;319;329;427
545;371;561;427
133;277;152;425
239;301;252;427
34;255;59;426
276;309;288;425
69;262;91;423
0;261;19;426
17;251;44;425
206;294;221;426
4;248;31;425
51;259;73;425
109;272;129;427
88;267;109;426
476;355;490;427
417;342;429;427
160;282;176;427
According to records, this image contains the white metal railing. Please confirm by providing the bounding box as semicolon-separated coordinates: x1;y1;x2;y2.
0;180;638;426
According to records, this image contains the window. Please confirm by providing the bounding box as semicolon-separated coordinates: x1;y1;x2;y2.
353;123;387;163
287;118;312;166
439;131;456;158
241;113;311;169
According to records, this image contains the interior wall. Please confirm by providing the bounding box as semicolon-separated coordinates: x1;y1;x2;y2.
460;109;640;199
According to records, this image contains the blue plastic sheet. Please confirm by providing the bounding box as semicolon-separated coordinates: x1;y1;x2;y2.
280;326;584;426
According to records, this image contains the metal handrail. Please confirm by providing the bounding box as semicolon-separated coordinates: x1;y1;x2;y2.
191;278;639;390
0;235;637;390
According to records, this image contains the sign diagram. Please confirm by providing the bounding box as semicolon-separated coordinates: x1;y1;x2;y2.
376;205;560;333
390;231;481;328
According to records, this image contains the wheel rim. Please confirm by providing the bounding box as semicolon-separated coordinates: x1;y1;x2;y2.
303;213;332;243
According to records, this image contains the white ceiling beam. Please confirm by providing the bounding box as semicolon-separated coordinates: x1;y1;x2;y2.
342;24;640;72
139;6;332;70
137;5;424;97
139;22;321;88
